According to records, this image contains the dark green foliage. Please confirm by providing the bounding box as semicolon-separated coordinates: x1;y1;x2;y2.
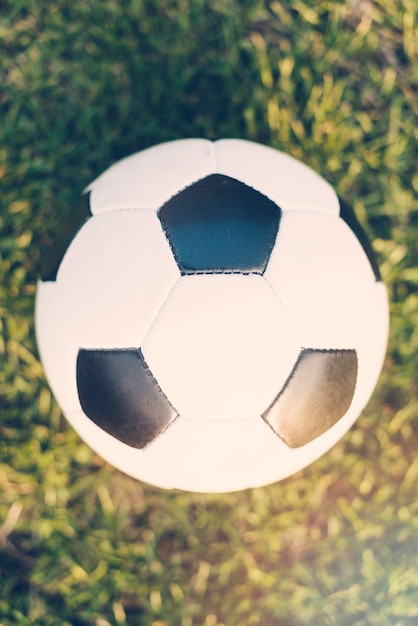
1;0;417;624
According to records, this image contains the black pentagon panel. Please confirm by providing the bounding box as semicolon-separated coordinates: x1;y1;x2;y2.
262;348;358;448
158;174;281;274
339;197;381;281
76;348;178;448
41;194;92;282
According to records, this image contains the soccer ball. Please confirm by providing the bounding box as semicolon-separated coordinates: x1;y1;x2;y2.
35;139;389;493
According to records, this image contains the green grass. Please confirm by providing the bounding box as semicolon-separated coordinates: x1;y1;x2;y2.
1;0;418;624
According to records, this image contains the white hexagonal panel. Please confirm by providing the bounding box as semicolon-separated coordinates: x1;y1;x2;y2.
141;273;301;422
55;210;180;350
143;416;294;492
87;139;217;214
62;408;285;493
214;139;340;215
264;210;376;350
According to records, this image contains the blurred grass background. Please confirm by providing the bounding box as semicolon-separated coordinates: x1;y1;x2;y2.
1;0;417;624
